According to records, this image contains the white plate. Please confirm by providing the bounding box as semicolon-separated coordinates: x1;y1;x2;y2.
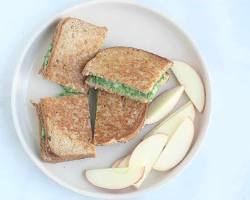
11;0;211;199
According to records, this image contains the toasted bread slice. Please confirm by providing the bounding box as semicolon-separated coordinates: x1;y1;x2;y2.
41;17;107;93
83;47;172;101
94;91;147;145
34;95;95;162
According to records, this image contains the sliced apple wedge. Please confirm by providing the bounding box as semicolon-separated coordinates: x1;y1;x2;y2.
112;154;131;168
85;167;145;189
144;101;195;139
117;154;131;168
153;118;194;171
112;158;123;168
171;61;205;112
129;134;169;188
145;86;184;124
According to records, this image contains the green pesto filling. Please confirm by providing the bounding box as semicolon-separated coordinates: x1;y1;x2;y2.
87;75;166;101
42;44;53;68
58;92;78;97
57;85;82;97
41;126;46;142
61;85;81;93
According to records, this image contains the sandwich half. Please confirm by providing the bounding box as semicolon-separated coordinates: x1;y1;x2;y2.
34;95;95;162
94;91;147;145
40;17;107;93
83;47;172;102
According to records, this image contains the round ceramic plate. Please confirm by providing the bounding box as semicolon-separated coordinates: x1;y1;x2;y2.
11;0;211;199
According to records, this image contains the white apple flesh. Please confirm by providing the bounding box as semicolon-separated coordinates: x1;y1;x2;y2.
112;158;123;168
171;61;205;112
112;154;131;168
153;118;194;171
129;134;169;188
144;101;195;139
145;86;184;125
85;167;145;190
116;102;195;169
117;154;131;168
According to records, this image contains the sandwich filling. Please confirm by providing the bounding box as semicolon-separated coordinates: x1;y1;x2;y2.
38;110;46;142
58;85;83;96
39;110;46;142
41;126;46;141
87;74;167;101
42;44;53;68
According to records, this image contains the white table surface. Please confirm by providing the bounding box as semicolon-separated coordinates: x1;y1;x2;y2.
0;0;249;199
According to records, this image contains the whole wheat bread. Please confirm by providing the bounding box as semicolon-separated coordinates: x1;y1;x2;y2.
83;47;173;94
94;91;147;145
34;95;95;163
41;17;107;93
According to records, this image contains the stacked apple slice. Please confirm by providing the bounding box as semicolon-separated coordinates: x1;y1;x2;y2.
145;85;185;124
153;118;194;171
129;134;169;188
85;61;205;190
171;61;205;112
144;101;195;139
145;60;205;126
86;116;195;189
86;167;145;189
104;116;194;188
86;134;168;189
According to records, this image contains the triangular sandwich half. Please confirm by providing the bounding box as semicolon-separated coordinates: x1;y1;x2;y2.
41;17;107;93
34;95;95;162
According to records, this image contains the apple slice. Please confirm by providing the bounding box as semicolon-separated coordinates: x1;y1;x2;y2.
117;154;131;168
112;158;123;168
120;102;195;169
112;154;131;168
153;118;194;171
129;134;169;188
171;61;205;112
85;167;145;189
144;101;195;139
145;86;184;124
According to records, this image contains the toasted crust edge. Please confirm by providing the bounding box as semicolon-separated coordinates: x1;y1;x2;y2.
39;18;65;76
83;46;173;72
33;102;63;162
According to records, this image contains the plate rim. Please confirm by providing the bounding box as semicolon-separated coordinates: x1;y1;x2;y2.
11;0;212;199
